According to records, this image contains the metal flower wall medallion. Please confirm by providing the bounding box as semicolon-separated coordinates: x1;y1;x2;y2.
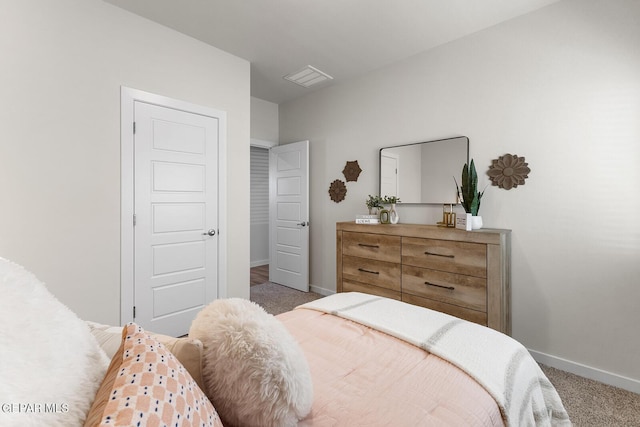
342;160;362;182
488;154;531;190
329;179;347;203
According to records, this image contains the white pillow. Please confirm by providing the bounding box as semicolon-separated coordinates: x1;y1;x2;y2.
0;258;109;427
86;320;206;390
189;298;313;427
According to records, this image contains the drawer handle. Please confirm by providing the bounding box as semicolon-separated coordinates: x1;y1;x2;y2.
424;281;455;291
359;243;380;248
358;268;380;275
424;251;454;259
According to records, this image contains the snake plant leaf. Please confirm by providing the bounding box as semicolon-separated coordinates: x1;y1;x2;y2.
459;159;483;215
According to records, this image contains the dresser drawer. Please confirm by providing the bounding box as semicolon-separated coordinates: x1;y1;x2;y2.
401;293;488;326
402;265;486;312
402;237;487;277
342;255;401;292
342;231;401;263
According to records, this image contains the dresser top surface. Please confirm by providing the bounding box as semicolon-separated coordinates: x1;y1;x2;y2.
337;222;510;245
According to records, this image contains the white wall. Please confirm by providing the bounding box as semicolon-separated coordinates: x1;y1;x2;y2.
251;97;279;142
0;0;251;324
280;0;640;388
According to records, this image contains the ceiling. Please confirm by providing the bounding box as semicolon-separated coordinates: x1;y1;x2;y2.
104;0;561;104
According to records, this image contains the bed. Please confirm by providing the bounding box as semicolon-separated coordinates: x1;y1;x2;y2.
280;292;570;426
280;306;503;425
0;256;570;427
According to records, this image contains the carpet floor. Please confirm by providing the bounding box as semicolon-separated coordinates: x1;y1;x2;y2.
250;281;640;426
250;281;322;315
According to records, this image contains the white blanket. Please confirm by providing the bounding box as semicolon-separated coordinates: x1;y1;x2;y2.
298;292;571;427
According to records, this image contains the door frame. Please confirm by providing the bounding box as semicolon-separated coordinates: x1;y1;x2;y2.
120;86;228;325
250;139;278;269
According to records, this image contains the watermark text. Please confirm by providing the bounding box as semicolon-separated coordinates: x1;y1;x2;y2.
1;403;69;414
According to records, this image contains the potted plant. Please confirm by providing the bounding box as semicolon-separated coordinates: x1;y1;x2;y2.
381;196;401;204
454;159;485;229
365;195;383;215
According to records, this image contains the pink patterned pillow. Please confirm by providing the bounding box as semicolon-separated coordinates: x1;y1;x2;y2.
86;323;223;427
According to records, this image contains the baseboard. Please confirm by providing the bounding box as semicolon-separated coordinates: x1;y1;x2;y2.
250;260;269;268
529;349;640;394
309;285;334;297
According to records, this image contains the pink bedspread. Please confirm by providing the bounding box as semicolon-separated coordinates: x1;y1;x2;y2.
278;308;505;427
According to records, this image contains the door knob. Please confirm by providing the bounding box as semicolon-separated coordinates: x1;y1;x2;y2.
202;229;216;236
297;221;308;227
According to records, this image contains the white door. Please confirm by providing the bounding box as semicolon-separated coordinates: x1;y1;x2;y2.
380;152;399;197
133;101;219;337
269;141;309;292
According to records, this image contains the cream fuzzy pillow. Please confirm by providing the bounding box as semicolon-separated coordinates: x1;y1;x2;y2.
189;298;313;427
0;257;109;427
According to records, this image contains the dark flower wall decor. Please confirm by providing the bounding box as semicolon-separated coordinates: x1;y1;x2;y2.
487;154;531;190
342;160;362;182
329;179;347;203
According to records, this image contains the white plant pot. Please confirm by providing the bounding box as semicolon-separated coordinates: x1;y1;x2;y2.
471;215;483;230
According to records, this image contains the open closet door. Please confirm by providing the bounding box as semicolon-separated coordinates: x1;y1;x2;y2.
269;141;309;292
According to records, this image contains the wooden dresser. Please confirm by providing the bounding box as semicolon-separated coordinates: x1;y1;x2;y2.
336;222;511;335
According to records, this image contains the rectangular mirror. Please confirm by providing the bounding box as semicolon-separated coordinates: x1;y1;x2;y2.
379;136;469;204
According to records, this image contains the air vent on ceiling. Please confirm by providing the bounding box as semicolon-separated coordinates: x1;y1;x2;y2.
283;65;333;88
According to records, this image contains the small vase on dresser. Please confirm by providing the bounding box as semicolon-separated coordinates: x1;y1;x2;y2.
389;204;399;224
